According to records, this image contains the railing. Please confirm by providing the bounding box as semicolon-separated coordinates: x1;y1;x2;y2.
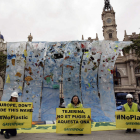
114;85;121;87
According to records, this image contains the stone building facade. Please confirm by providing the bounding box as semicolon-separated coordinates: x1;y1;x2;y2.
114;33;140;103
0;32;7;101
101;2;118;41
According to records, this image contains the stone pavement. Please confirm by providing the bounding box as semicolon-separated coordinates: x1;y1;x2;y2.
0;130;140;140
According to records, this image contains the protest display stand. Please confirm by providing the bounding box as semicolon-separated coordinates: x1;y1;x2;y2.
56;108;91;134
0;101;33;129
115;112;140;129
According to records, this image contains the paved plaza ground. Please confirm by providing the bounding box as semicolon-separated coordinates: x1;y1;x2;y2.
0;130;140;140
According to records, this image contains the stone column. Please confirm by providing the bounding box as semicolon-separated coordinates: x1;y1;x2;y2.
0;77;3;101
127;62;131;85
0;90;3;101
134;92;139;103
137;92;139;103
130;61;136;86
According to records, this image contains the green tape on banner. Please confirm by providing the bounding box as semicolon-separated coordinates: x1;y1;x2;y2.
0;122;126;133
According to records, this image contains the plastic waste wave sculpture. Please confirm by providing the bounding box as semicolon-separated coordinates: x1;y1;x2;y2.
2;40;132;122
3;42;26;102
22;42;45;121
41;42;64;121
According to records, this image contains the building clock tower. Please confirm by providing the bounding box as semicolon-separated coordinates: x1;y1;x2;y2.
102;0;118;41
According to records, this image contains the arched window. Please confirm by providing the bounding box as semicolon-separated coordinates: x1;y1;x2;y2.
135;66;140;74
136;77;140;87
109;33;112;39
114;72;121;86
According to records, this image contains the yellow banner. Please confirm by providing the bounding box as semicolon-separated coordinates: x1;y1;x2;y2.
0;101;33;129
56;108;91;134
115;112;140;128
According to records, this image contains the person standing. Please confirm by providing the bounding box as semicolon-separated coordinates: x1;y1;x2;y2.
122;94;140;133
0;92;18;139
0;92;33;139
67;95;83;108
67;95;83;136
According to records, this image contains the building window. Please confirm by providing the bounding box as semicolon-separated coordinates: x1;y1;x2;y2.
136;77;140;87
135;66;140;74
109;33;112;38
114;72;121;86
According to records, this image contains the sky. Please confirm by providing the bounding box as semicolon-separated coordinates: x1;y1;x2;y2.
0;0;140;42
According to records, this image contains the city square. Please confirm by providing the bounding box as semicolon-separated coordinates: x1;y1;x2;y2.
0;0;140;139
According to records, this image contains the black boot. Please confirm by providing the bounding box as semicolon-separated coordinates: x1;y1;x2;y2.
133;129;136;132
126;129;131;133
0;129;4;135
4;132;10;139
79;134;84;136
67;134;73;136
0;131;3;135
